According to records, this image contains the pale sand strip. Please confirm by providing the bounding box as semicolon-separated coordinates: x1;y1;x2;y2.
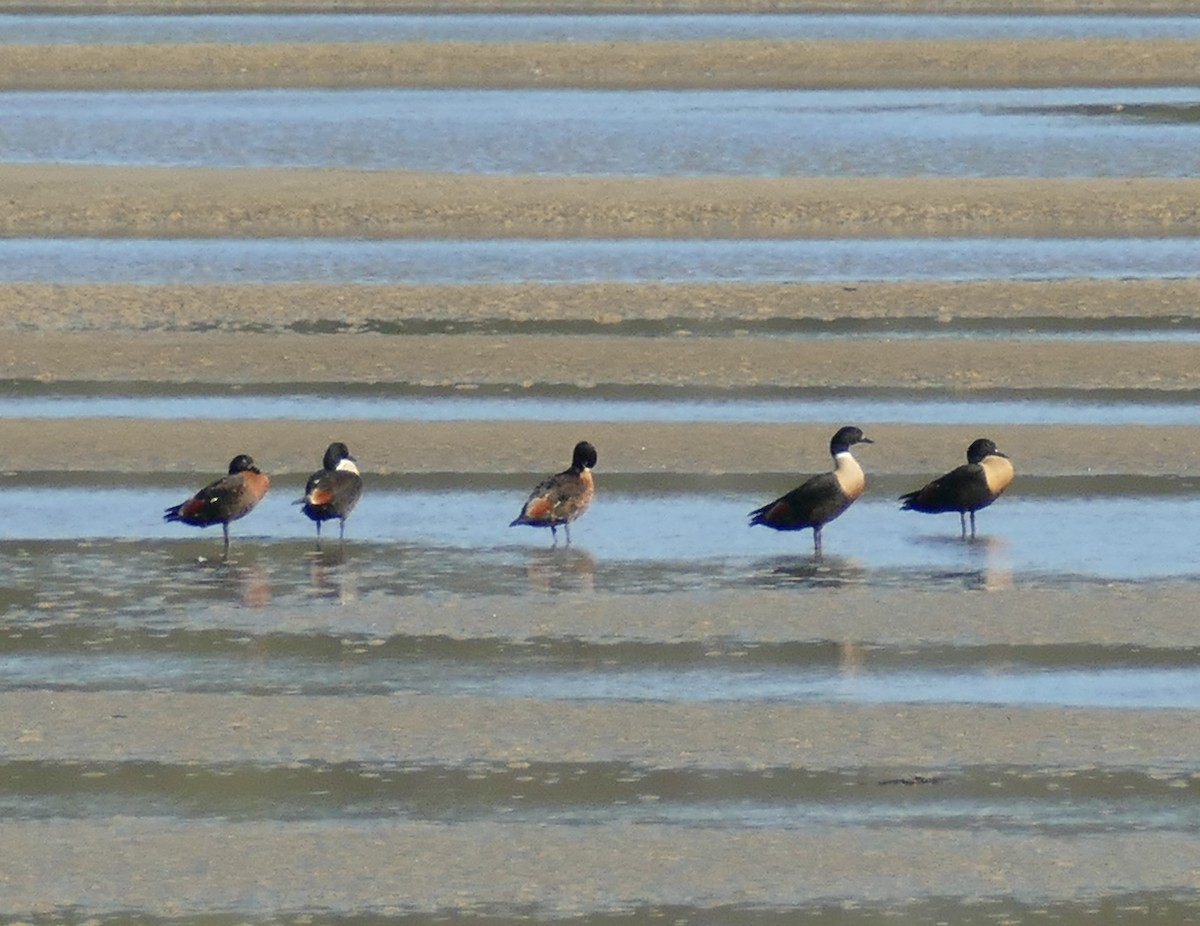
4;331;1199;392
2;419;1197;477
2;820;1197;912
4;165;1200;237
3;691;1196;769
9;279;1200;329
4;38;1200;90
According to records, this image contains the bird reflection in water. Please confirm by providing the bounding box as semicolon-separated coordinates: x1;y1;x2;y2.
918;532;1014;591
754;553;866;589
962;532;1014;591
207;556;271;608
524;546;596;594
307;549;358;603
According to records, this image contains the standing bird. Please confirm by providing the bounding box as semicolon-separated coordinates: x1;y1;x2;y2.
900;437;1014;538
163;454;270;558
296;441;363;546
749;426;873;555
510;440;597;545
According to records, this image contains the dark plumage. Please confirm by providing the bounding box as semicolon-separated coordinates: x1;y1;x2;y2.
164;454;270;558
510;440;597;545
900;437;1014;538
296;441;363;546
748;426;873;555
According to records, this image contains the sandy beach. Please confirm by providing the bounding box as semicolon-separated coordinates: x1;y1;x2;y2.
2;165;1199;479
4;6;1200;920
6;37;1200;90
6;166;1200;238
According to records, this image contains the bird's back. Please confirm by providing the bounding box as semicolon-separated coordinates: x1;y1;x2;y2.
303;468;363;521
512;467;594;527
166;470;269;526
750;471;846;530
901;463;996;514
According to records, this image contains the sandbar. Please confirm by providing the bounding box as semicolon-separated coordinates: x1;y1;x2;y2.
5;165;1200;238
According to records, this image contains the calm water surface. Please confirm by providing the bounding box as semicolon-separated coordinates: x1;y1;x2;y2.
3;487;1200;706
5;87;1200;175
0;486;1192;584
5;11;1200;921
5;237;1199;283
7;390;1200;426
7;13;1200;44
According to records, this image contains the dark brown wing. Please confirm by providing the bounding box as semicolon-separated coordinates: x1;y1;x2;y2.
302;469;363;521
165;472;259;526
749;472;849;531
900;463;990;514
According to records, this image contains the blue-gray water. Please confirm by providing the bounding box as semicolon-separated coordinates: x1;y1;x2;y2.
6;13;1200;44
3;390;1200;425
4;86;1200;175
4;236;1199;283
5;9;1200;922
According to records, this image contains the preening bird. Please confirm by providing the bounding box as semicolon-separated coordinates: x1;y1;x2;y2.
296;441;363;546
510;440;597;546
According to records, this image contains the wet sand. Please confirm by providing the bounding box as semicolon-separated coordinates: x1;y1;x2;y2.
8;331;1200;394
1;818;1194;915
5;9;1200;921
6;165;1200;238
7;278;1200;328
6;418;1200;479
7;37;1200;90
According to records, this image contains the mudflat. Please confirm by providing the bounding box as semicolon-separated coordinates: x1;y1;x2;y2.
5;165;1200;238
6;37;1200;90
5;8;1200;921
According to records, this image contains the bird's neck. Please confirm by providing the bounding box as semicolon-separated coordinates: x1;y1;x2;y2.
833;450;866;499
980;454;1014;494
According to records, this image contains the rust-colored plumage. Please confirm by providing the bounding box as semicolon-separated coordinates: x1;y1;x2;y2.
510;440;597;545
297;441;363;546
164;454;270;558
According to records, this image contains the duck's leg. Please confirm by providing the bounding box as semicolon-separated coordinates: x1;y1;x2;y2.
812;526;823;556
221;522;231;560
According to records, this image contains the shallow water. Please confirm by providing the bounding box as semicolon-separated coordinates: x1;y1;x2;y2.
5;471;1197;914
5;10;1200;921
6;86;1200;175
5;388;1200;425
6;236;1200;283
8;13;1200;44
0;485;1199;719
0;485;1192;584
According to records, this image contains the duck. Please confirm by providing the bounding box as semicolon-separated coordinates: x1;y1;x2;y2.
163;454;270;558
296;441;363;546
510;440;597;545
748;426;873;555
899;437;1013;538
